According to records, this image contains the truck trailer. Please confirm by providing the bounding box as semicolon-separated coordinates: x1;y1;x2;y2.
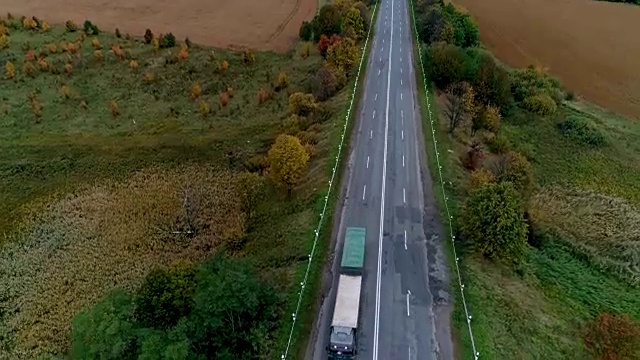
327;227;365;359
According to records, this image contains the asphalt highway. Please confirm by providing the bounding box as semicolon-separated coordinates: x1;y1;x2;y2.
308;0;455;358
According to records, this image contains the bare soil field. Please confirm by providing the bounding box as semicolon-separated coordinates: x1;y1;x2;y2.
452;0;640;120
0;0;316;51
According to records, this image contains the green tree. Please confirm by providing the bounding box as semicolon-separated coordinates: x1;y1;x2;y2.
71;290;138;360
472;104;501;134
343;7;365;40
444;81;476;133
181;254;280;359
314;4;342;38
268;134;309;194
134;262;197;330
299;21;313;41
136;328;190;360
427;42;467;89
471;53;512;111
461;182;528;263
353;2;371;31
327;37;359;75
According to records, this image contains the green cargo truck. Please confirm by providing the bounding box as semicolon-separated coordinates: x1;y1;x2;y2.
327;227;366;359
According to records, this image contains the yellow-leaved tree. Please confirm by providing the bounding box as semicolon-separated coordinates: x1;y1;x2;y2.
267;134;309;195
327;37;359;76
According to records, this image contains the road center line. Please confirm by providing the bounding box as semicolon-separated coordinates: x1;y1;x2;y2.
374;0;393;357
401;92;403;100
367;156;370;168
378;69;381;76
370;130;373;139
400;67;402;73
403;154;405;167
406;290;411;316
373;110;376;119
403;188;406;203
401;79;403;85
363;185;366;201
375;93;378;101
402;130;404;140
404;230;407;250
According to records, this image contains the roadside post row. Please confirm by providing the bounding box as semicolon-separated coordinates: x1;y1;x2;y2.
281;2;379;359
408;0;480;358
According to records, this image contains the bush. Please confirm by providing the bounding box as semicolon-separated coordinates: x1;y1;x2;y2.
558;116;607;147
487;151;534;198
522;94;557;116
134;263;197;330
583;313;640;360
5;61;14;79
242;49;255;65
311;65;339;101
468;169;496;191
83;20;100;35
461;182;528;263
485;132;510;154
65;20;79;32
461;141;484;171
299;21;313;41
427;42;469;89
144;29;153;44
510;66;562;103
473;104;501;134
0;34;9;49
276;71;288;92
289;92;316;116
159;33;176;49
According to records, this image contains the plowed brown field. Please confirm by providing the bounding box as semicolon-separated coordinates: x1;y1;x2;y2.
0;0;317;52
452;0;640;119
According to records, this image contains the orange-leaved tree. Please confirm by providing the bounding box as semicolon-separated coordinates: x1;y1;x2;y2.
267;134;309;195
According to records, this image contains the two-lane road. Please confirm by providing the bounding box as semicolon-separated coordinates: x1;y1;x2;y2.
309;0;454;358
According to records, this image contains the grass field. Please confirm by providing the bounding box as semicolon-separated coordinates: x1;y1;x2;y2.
0;15;359;357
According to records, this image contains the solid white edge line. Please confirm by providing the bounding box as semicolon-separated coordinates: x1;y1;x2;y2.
374;0;393;357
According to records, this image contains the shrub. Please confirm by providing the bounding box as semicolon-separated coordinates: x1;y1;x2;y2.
91;38;101;50
47;43;58;54
115;28;121;38
461;182;528;263
468;169;496;191
289;92;316;116
219;92;229;107
427;42;468;89
40;20;50;32
299;21;314;41
177;45;189;61
257;88;269;104
60;85;71;99
109;100;119;117
461;141;484;171
134;264;197;330
4;60;14;79
276;71;288;91
268;134;310;193
522;94;557;116
184;37;192;48
485;132;510;154
151;37;159;51
25;50;36;62
299;41;312;59
473;104;501;134
144;29;153;44
23;61;36;77
487;151;534;198
83;20;100;35
318;34;331;58
242;49;255;65
226;86;234;98
0;24;8;36
558;116;607;147
311;64;339;101
510;66;562;103
159;33;175;48
93;50;103;62
23;17;37;30
219;60;229;73
143;71;154;84
64;63;73;74
190;83;201;100
198;100;210;117
110;43;124;60
0;34;9;49
583;313;640;360
37;57;48;71
129;60;138;71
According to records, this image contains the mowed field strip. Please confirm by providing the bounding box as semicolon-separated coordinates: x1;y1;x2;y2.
0;0;316;51
452;0;640;120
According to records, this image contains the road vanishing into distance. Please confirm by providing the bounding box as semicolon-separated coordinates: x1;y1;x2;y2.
308;0;455;358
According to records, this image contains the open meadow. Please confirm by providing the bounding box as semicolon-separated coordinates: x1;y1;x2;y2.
451;0;640;120
0;1;374;357
411;0;640;358
0;0;317;51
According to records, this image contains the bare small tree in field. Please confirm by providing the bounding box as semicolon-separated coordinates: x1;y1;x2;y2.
445;81;476;134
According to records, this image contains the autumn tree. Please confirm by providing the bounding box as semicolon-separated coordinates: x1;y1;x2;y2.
267;134;310;194
311;64;339;101
472;104;501;134
583;313;640;360
343;7;365;40
461;182;528;263
471;53;512;111
289;92;316;116
353;2;371;31
327;37;359;75
487;151;534;199
444;81;476;134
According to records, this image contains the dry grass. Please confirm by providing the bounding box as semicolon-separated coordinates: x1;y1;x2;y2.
530;187;640;286
0;166;245;357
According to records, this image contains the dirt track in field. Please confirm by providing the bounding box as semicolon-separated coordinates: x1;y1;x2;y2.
0;0;317;52
452;0;640;120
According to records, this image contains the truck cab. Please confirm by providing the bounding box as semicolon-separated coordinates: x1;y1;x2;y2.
327;325;357;359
